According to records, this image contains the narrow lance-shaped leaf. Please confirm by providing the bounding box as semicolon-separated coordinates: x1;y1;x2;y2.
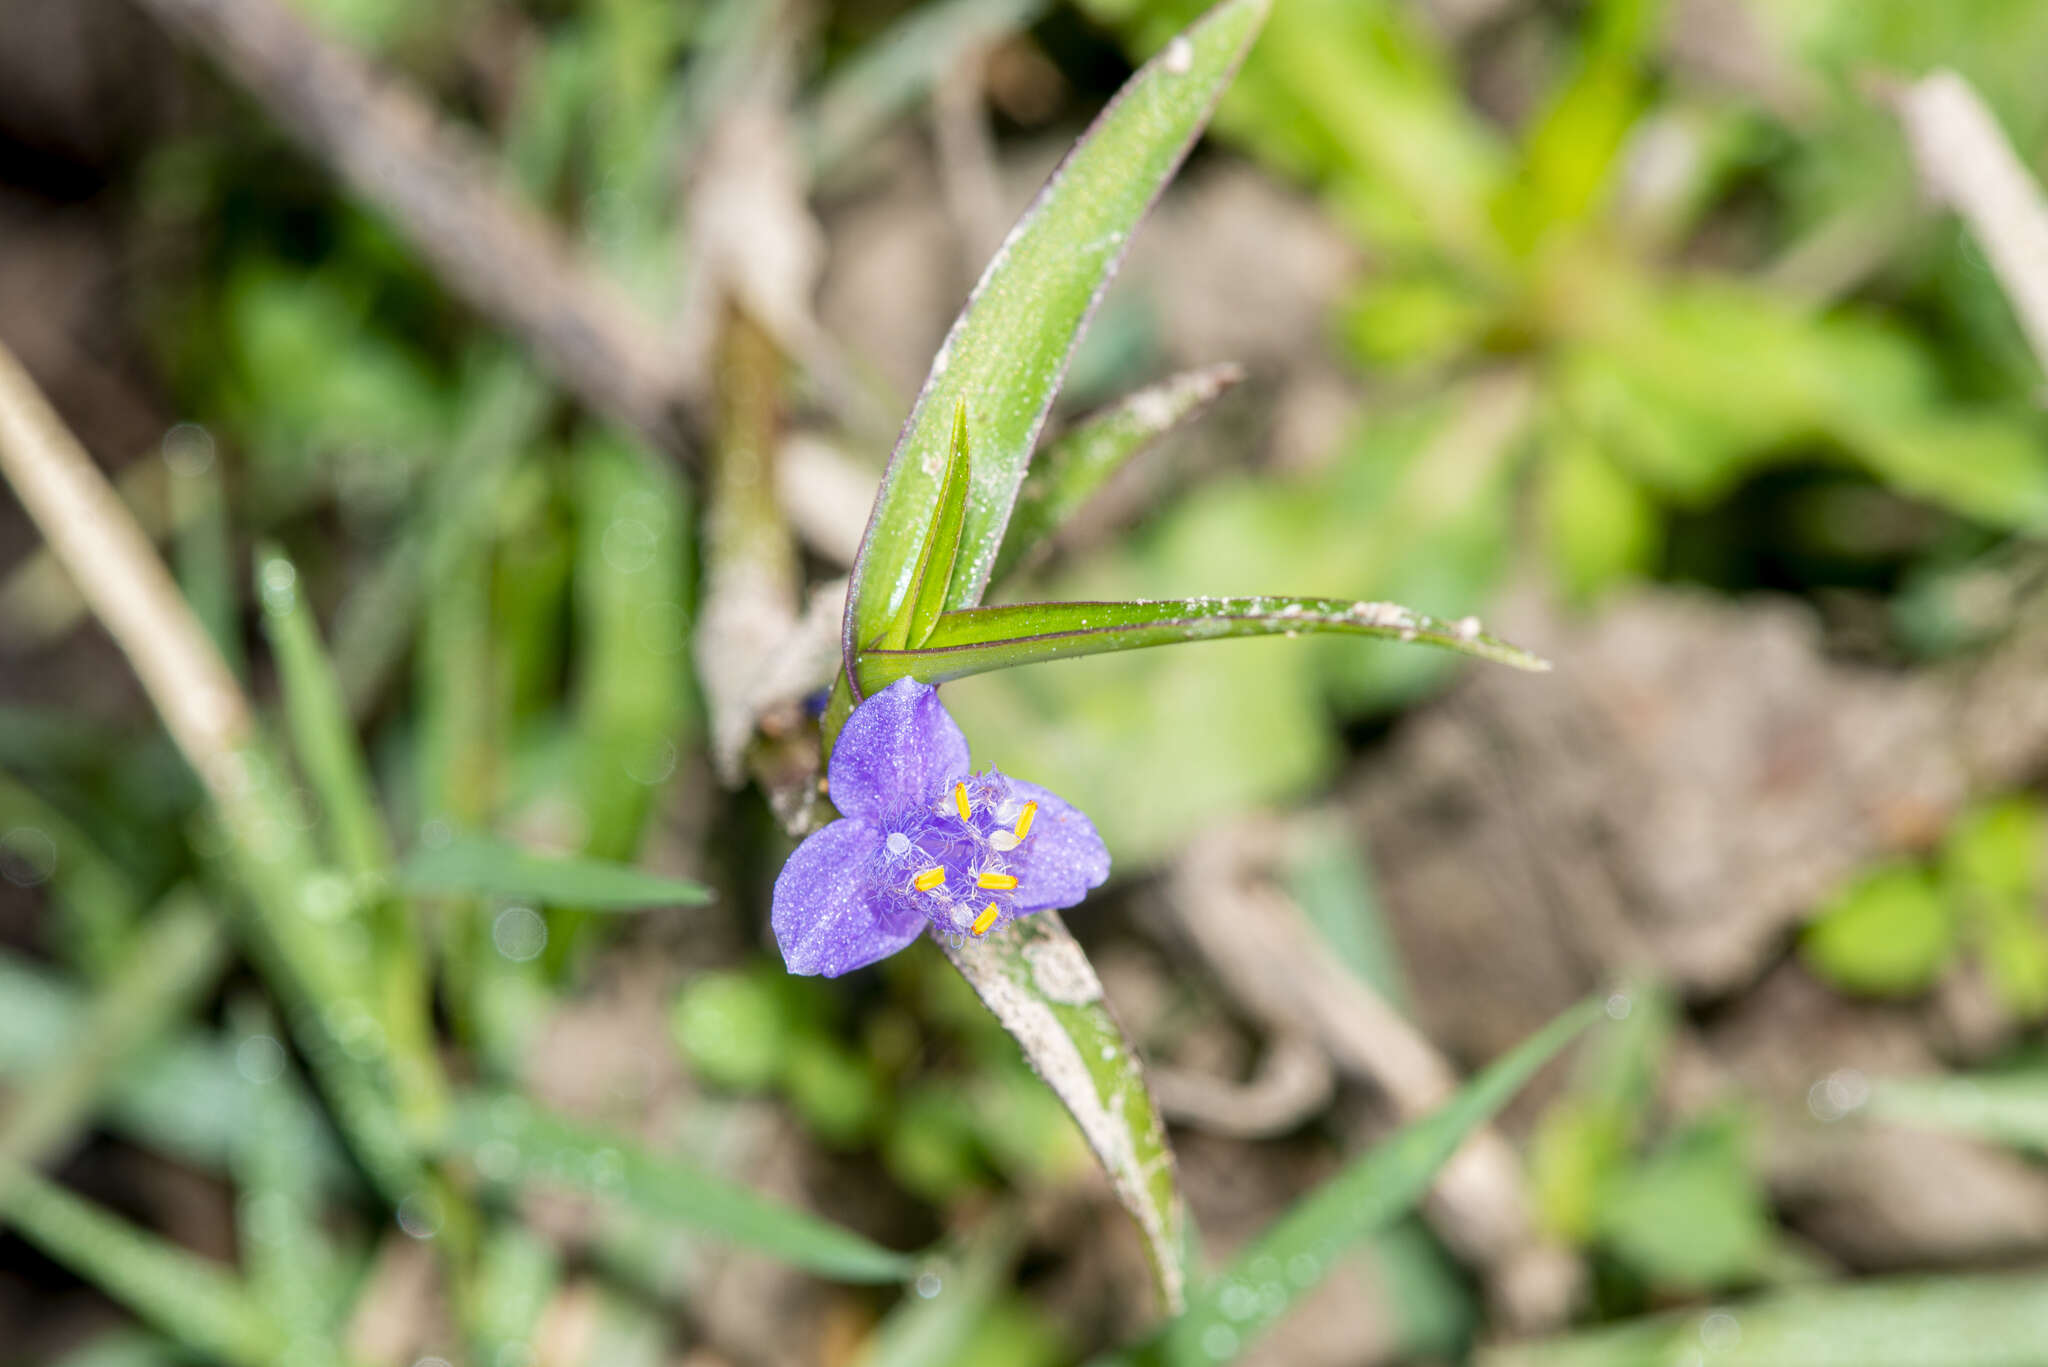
1476;1269;2048;1367
941;912;1188;1313
444;1093;915;1283
883;400;974;651
0;1164;285;1367
397;834;711;911
992;362;1242;584
257;542;391;877
1103;1000;1604;1367
844;0;1272;695
857;596;1547;694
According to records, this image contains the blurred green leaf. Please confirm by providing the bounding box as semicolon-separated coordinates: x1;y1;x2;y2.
397;834;710;910
1945;796;2048;1017
0;892;227;1173
445;1094;915;1283
1866;1071;2048;1155
845;0;1271;678
1540;427;1662;602
808;0;1051;174
257;544;392;877
1107;998;1602;1366
671;968;789;1093
1284;816;1408;1009
785;1036;886;1149
1802;863;1955;997
1593;1114;1775;1291
0;1164;284;1367
228;1000;350;1366
992;364;1242;584
1478;1269;2048;1367
855;1218;1024;1367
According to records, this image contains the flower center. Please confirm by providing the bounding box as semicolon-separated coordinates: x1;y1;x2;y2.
887;772;1038;938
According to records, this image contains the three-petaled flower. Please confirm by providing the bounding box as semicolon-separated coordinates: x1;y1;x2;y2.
772;679;1110;976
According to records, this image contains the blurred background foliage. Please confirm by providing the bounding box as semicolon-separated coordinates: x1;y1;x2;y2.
7;0;2048;1362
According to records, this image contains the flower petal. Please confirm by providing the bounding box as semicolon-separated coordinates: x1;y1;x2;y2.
1003;779;1110;913
772;819;926;976
828;678;971;820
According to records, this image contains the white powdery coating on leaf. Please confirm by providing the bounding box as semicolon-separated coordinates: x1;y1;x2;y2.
1164;36;1195;73
944;921;1183;1311
1347;600;1415;629
1024;934;1104;1005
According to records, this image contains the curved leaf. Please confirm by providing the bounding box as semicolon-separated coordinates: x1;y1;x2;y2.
857;595;1548;692
992;363;1244;583
1103;1000;1602;1366
843;0;1272;694
941;911;1187;1313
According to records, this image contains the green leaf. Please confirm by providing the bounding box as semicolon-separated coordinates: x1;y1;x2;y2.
1945;797;2048;1017
257;543;392;876
992;364;1243;583
853;1217;1024;1367
444;1093;914;1283
1476;1270;2048;1367
940;912;1187;1312
1592;1114;1774;1291
0;1164;284;1367
808;0;1052;175
0;892;228;1172
1801;863;1955;998
1106;999;1602;1366
858;595;1547;693
397;834;711;910
886;401;975;651
1865;1071;2048;1155
844;0;1272;688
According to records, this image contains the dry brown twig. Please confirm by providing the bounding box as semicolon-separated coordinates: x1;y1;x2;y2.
1893;70;2048;382
1170;817;1581;1333
133;0;692;453
0;342;251;796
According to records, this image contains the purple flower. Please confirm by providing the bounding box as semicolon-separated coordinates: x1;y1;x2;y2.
772;679;1110;976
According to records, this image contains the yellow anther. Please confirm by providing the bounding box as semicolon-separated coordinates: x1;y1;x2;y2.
976;871;1018;890
1014;801;1038;840
954;781;971;822
970;903;1000;936
912;867;946;892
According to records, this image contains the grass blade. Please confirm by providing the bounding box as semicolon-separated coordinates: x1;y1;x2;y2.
0;1165;284;1367
256;542;392;875
445;1093;915;1283
1477;1271;2048;1367
397;834;710;910
1864;1072;2048;1153
843;0;1271;690
860;595;1548;691
1107;999;1603;1366
0;891;228;1172
992;363;1242;583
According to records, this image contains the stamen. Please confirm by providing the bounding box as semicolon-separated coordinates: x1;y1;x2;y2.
912;867;946;892
954;781;971;822
1014;801;1038;840
976;871;1018;890
970;903;1000;936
